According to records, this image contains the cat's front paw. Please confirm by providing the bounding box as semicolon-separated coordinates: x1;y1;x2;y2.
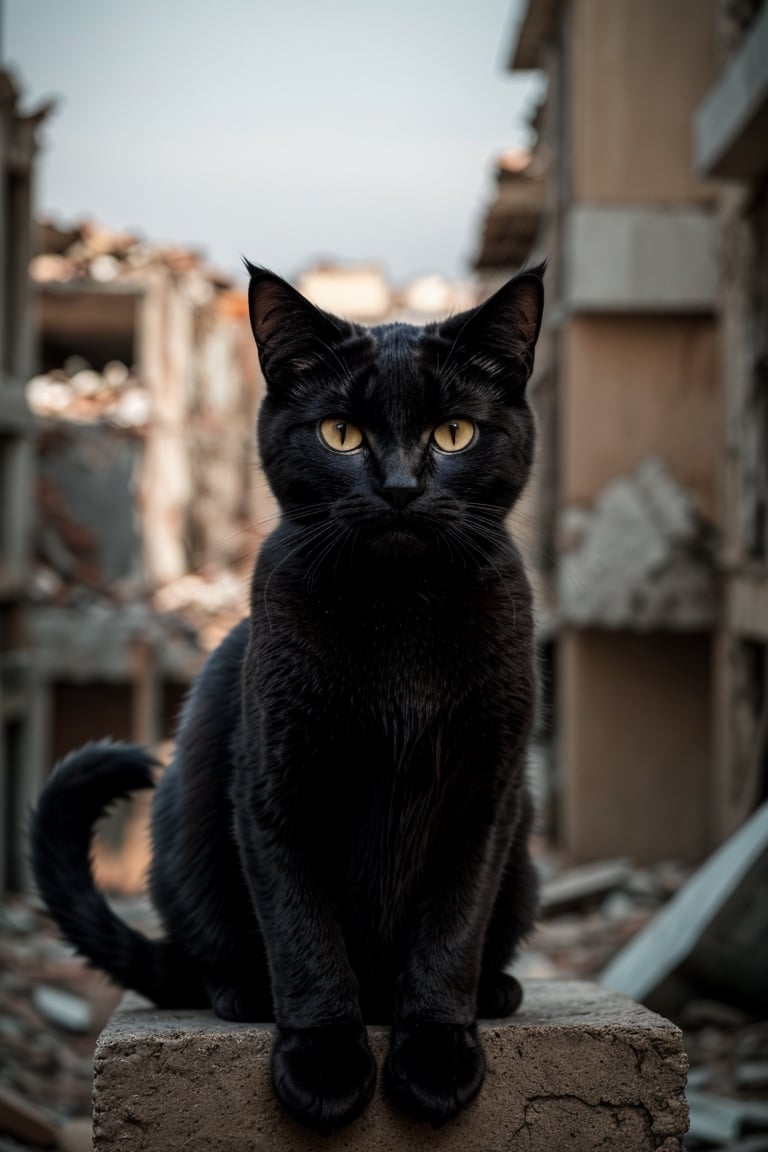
207;982;271;1022
272;1023;376;1134
385;1022;485;1126
477;971;523;1019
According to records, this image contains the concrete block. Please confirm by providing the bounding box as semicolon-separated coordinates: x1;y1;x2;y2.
93;980;688;1151
564;205;717;313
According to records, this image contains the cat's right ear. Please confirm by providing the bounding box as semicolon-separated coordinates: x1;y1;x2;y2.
437;263;545;392
244;262;351;392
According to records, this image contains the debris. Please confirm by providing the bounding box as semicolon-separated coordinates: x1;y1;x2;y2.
0;1086;58;1148
29;216;224;289
31;989;92;1035
0;896;136;1132
56;1119;92;1152
558;458;717;629
601;801;768;1016
26;364;148;427
600;890;638;921
736;1063;768;1089
707;1138;768;1152
0;905;38;935
685;1066;715;1090
680;999;752;1030
540;857;633;913
686;1090;768;1146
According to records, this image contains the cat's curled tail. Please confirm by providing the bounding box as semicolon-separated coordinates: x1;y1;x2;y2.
30;741;204;1008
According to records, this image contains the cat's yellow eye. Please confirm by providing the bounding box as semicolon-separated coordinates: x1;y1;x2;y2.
432;418;476;453
319;418;364;453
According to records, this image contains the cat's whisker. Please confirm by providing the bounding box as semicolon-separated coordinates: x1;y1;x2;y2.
445;523;519;629
332;526;355;586
214;502;339;551
458;504;584;588
304;524;347;589
458;513;587;598
261;521;337;628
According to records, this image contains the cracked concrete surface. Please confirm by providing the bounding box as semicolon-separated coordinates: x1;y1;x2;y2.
92;980;688;1151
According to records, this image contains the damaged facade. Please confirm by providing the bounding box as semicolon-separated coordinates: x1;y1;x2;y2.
482;0;768;864
481;0;766;864
3;226;476;892
0;72;51;891
694;0;768;839
2;217;269;890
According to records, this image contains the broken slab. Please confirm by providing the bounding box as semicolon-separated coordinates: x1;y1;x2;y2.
601;801;768;1017
540;857;633;913
0;1085;59;1148
93;981;688;1151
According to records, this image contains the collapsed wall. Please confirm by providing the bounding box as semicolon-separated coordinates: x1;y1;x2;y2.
558;459;717;631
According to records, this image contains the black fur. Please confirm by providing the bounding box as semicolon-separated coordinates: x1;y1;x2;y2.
30;262;544;1133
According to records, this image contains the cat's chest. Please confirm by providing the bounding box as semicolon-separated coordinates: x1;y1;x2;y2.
302;588;492;706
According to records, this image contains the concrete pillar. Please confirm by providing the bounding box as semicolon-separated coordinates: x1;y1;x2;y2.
93;981;688;1151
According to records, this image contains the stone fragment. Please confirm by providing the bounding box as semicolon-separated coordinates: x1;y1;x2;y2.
736;1062;768;1088
540;858;633;913
32;988;92;1034
686;1090;768;1145
0;1086;58;1148
56;1119;93;1152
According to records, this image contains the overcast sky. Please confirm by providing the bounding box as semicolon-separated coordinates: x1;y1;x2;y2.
4;0;542;284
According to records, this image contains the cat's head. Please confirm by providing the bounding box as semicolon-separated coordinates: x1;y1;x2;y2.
246;261;544;559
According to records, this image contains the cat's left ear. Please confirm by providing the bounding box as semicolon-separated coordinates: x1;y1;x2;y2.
438;263;545;389
244;261;353;391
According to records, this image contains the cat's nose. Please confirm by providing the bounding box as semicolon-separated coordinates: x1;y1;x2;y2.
379;478;421;509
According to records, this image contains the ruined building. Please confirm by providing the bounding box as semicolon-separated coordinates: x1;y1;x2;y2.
2;214;268;891
0;71;51;890
695;0;768;840
479;0;768;863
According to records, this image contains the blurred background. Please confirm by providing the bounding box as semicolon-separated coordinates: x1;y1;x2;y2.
1;1;767;1150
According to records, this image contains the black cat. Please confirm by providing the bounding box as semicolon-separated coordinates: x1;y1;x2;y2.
31;261;544;1134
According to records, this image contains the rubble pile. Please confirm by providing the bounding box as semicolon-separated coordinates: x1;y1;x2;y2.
0;900;123;1151
519;852;690;980
31;218;226;295
26;358;150;429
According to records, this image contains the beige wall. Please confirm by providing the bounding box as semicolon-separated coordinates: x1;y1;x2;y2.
562;316;720;521
561;629;714;864
571;0;717;204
